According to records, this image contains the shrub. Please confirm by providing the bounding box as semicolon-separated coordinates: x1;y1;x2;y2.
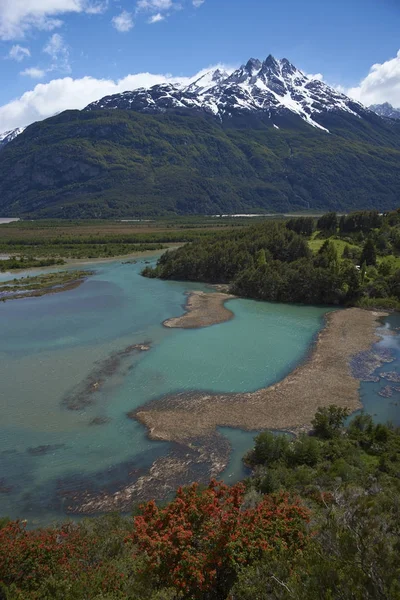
129;480;309;599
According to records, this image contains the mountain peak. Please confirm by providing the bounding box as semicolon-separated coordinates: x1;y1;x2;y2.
280;57;298;76
86;54;369;132
263;54;279;70
245;58;262;73
369;102;400;119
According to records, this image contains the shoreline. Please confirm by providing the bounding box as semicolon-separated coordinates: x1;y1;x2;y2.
163;291;236;329
64;245;180;269
0;245;181;275
132;308;388;442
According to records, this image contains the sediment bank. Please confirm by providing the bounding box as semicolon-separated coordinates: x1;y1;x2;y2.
163;291;235;329
133;308;388;442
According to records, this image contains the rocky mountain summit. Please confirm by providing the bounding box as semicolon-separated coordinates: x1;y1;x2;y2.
370;102;400;120
86;55;369;132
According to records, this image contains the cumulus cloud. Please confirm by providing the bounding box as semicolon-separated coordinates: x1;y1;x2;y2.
20;67;46;79
348;50;400;108
0;65;233;132
148;13;165;23
112;10;134;32
8;44;31;61
193;0;205;7
0;0;106;40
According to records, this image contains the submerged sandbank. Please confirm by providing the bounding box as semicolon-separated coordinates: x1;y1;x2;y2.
163;291;235;329
133;308;388;442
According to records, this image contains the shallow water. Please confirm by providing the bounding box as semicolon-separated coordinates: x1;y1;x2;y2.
0;258;398;524
357;313;400;425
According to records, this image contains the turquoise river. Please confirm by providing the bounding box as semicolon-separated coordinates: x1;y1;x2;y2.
0;256;399;525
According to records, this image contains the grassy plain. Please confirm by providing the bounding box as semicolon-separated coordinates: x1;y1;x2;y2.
0;217;254;261
308;231;359;255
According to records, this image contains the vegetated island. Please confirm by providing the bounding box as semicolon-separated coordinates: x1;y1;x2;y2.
0;270;93;302
132;308;388;442
163;291;235;329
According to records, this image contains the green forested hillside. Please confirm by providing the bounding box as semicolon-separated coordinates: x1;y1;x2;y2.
0;108;400;218
143;210;400;309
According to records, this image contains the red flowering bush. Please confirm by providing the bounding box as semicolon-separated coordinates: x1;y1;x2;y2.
130;479;310;599
0;519;130;599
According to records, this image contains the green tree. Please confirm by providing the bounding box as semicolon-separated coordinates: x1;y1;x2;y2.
317;212;337;234
311;405;349;439
246;431;290;466
360;238;377;266
256;248;267;267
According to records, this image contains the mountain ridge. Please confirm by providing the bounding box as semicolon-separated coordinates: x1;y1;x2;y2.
85;55;370;133
0;55;399;218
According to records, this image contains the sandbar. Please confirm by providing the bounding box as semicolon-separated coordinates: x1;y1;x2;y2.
133;308;387;441
163;291;235;329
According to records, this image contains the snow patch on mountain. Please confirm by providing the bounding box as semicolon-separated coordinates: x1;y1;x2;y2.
0;127;26;148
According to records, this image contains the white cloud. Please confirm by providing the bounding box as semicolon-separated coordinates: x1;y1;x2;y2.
0;64;233;132
148;13;165;23
192;0;205;7
136;0;174;11
112;10;134;32
0;0;105;40
44;33;64;57
43;33;71;73
8;44;31;62
84;1;108;14
306;72;324;81
20;67;46;79
348;50;400;108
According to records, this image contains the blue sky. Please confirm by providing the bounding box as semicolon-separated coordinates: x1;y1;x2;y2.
0;0;400;131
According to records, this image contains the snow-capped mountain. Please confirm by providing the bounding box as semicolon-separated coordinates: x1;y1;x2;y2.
0;127;25;149
86;55;369;133
370;102;400;120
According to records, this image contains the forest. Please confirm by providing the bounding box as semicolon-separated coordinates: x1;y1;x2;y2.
1;108;400;219
143;209;400;310
0;407;399;599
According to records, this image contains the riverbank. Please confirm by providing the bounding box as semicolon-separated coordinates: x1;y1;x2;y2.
163;291;235;329
63;245;182;269
132;308;388;441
